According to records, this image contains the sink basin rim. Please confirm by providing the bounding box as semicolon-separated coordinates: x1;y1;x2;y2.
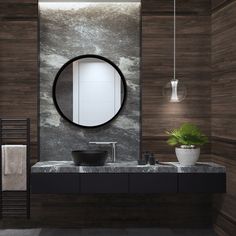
71;150;108;166
72;150;107;155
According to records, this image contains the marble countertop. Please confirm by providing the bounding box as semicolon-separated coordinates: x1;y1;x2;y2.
31;161;226;173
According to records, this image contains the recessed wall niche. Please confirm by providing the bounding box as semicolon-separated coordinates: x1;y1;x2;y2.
39;1;141;161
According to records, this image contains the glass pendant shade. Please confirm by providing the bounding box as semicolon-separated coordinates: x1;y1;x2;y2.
163;79;187;103
162;0;187;103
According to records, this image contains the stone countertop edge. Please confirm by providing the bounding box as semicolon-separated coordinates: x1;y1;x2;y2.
31;161;226;174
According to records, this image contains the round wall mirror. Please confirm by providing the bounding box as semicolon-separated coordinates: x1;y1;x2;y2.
53;55;127;128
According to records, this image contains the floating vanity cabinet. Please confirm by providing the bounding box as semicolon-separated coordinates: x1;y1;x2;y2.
31;172;226;194
31;173;79;194
31;161;226;194
80;173;129;194
129;173;178;193
178;173;226;193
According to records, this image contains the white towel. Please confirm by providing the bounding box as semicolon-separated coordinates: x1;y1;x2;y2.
2;145;27;191
2;145;25;175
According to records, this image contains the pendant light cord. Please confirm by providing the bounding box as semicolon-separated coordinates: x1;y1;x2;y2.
173;0;176;81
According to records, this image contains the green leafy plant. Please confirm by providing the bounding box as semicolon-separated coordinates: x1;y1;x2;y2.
166;123;208;147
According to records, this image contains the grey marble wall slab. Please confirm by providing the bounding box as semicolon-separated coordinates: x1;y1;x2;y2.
55;63;73;121
39;2;141;161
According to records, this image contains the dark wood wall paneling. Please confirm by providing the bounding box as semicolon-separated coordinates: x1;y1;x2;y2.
211;0;236;12
0;0;214;228
211;0;236;235
139;0;212;229
141;0;212;162
0;193;212;228
0;0;38;163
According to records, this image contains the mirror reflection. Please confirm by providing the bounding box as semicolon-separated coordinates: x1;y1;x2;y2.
53;55;126;127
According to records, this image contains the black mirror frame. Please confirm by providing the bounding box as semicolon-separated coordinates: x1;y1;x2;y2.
52;54;127;128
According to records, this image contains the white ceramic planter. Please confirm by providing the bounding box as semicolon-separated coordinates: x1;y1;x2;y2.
175;147;200;166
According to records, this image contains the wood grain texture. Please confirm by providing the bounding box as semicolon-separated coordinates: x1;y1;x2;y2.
142;0;211;15
141;0;213;229
211;0;236;12
211;0;228;10
0;194;212;228
141;0;211;161
212;1;236;235
0;1;37;20
0;2;38;161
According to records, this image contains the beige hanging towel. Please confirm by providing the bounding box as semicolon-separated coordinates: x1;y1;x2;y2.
2;145;27;191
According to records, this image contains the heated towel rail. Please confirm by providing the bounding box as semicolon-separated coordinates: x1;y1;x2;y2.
0;118;30;219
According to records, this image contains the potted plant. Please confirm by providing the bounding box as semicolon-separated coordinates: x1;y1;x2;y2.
166;123;208;166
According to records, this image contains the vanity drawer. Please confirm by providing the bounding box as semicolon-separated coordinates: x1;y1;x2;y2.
178;173;226;193
80;173;129;193
129;173;178;193
31;173;79;194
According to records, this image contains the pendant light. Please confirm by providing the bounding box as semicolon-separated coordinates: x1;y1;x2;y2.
163;0;186;103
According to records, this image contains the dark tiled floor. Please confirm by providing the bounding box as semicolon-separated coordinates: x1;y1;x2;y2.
0;228;217;236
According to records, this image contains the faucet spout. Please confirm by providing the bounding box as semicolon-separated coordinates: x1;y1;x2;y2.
89;142;117;163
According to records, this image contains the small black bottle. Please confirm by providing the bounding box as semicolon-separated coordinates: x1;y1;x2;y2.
149;154;156;165
143;151;151;164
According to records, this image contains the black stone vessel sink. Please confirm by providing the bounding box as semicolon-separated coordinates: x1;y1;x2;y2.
71;150;108;166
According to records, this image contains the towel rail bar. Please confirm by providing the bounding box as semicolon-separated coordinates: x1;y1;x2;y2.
1;137;28;139
2;128;28;130
1;119;28;121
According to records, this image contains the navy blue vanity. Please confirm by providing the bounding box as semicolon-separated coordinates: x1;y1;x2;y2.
31;162;226;194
